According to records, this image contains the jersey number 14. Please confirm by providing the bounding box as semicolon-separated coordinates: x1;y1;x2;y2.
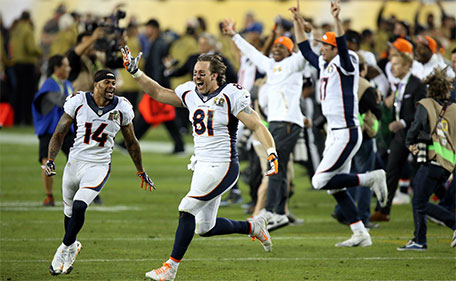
83;122;108;147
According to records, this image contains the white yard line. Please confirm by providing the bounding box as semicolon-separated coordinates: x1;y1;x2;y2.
0;236;450;242
1;256;454;263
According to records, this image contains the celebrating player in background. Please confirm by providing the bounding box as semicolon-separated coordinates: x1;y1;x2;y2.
290;0;388;247
122;46;278;281
46;69;155;275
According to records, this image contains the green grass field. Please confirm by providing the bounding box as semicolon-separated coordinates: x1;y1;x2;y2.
0;126;455;281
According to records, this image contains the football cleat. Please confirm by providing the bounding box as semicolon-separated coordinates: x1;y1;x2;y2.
367;170;388;208
249;214;272;252
49;244;66;275
62;241;82;274
145;262;177;281
335;231;372;247
397;240;427;251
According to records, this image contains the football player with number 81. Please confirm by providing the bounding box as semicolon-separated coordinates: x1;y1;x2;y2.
121;46;278;281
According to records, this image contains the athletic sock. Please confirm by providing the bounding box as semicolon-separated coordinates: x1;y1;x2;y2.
170;212;195;261
350;220;367;234
63;200;87;246
64;215;70;232
200;218;250;237
357;173;370;186
332;191;361;224
322;174;359;190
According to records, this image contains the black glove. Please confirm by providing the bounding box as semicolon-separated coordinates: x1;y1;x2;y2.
137;171;156;191
43;159;56;177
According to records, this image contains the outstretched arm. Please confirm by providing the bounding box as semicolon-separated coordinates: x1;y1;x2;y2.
222;19;271;73
121;122;145;173
237;107;278;176
121;46;182;108
121;122;156;191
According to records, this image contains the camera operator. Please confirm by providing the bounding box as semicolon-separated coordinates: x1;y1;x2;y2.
398;67;456;251
67;27;105;91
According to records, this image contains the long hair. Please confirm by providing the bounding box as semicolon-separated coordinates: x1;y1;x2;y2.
47;55;65;78
423;66;454;101
196;54;226;86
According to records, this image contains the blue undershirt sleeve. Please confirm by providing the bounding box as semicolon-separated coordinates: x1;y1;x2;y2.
336;35;354;72
297;41;319;69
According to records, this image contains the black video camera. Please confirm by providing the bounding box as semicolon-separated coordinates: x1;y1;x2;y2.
91;10;126;57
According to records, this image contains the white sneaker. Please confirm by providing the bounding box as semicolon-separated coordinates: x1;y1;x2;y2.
392;190;410;205
62;241;82;274
49;244;66;275
335;231;372;247
255;208;274;221
267;213;289;231
145;262;177;281
367;170;388;208
451;230;456;248
248;215;272;252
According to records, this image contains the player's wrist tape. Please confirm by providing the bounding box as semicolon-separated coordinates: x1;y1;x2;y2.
267;148;277;156
132;69;143;79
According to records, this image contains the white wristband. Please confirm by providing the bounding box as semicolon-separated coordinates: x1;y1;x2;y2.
267;148;277;156
132;69;143;79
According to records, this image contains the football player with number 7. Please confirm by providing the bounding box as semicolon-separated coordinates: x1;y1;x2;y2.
46;69;155;275
291;0;388;247
121;46;278;280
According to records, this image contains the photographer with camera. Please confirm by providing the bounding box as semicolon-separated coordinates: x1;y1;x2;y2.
398;67;456;251
67;27;105;91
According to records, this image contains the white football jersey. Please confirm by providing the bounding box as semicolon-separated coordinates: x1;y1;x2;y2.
175;82;250;162
318;50;360;129
64;92;134;163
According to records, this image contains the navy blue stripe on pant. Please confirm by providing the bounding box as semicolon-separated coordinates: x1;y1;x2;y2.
321;127;359;173
189;161;239;201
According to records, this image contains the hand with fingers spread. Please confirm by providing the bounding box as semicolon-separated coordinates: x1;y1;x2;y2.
120;45;143;77
221;19;236;37
137;171;156;191
265;151;279;176
42;159;56;177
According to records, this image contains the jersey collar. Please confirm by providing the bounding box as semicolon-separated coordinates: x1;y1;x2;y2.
86;92;119;116
195;83;226;103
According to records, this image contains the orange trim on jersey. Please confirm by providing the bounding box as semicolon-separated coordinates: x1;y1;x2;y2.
188;162;231;199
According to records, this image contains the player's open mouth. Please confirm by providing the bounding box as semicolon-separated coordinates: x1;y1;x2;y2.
196;82;204;88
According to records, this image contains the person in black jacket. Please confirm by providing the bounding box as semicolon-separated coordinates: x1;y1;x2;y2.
370;52;427;222
398;67;456;250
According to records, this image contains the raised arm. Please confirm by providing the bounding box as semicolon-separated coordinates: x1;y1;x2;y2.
121;46;182;108
331;0;354;72
290;4;319;68
222;19;271;73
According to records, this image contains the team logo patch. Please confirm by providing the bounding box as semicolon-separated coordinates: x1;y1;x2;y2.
328;65;334;73
214;96;225;106
108;110;120;121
